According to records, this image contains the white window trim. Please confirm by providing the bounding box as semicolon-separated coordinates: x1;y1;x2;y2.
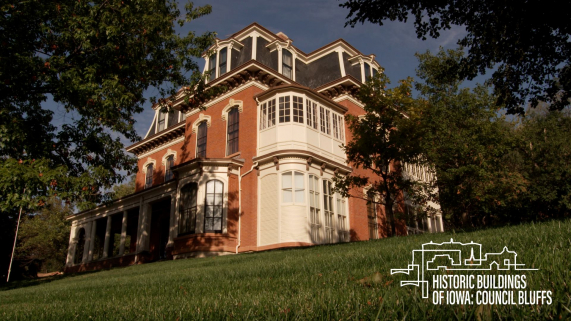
142;157;157;174
191;113;212;134
223;101;242;156
161;149;177;167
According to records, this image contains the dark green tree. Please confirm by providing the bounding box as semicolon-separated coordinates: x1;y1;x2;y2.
0;0;215;212
16;198;72;273
341;0;571;114
517;107;571;219
334;72;429;236
415;48;528;227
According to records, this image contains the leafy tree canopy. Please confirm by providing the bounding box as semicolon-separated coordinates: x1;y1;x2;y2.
112;174;135;200
341;0;571;114
334;72;429;236
0;0;215;211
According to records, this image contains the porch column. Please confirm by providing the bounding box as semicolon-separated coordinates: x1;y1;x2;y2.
65;224;77;266
426;215;433;233
87;221;97;262
119;210;128;256
102;216;112;258
136;202;151;253
167;194;177;247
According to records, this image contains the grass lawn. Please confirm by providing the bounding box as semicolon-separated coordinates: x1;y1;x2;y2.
1;219;570;320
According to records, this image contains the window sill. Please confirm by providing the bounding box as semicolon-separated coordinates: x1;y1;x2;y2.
225;152;241;158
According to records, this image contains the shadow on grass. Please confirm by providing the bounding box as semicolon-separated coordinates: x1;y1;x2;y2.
0;269;102;292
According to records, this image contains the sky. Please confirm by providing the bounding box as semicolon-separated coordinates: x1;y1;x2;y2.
46;0;478;148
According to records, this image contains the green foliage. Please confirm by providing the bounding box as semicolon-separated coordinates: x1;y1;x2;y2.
1;219;570;319
334;72;430;236
16;198;72;272
516;108;571;218
111;174;136;200
341;0;571;114
415;49;528;227
0;0;216;212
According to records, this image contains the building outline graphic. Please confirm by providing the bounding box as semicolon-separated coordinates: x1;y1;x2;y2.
390;238;538;298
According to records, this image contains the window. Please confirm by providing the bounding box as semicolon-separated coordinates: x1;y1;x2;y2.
158;111;166;132
336;193;348;242
196;122;207;158
282;171;304;203
208;52;217;82
292;96;303;123
332;113;339;139
282;49;293;79
319;106;326;133
219;47;227;76
309;175;320;242
279;96;290;123
332;114;345;140
204;180;223;233
179;183;198;235
260;99;276;130
145;164;153;189
325;109;331;135
323;180;334;243
227;108;239;155
165;155;174;182
364;62;371;81
306;99;313;128
367;195;378;239
372;68;378;79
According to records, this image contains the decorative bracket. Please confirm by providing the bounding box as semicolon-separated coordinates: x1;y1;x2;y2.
273;157;280;170
306;157;312;171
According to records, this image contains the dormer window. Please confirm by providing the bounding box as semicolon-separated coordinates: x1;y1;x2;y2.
208;52;217;82
219;47;227;76
364;62;371;81
158;111;166;131
282;49;293;79
372;68;378;79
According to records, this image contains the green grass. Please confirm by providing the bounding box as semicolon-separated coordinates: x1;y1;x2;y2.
1;220;570;320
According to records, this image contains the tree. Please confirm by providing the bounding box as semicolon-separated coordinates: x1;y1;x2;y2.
334;72;428;236
415;48;528;227
16;198;72;273
0;0;216;212
112;174;136;200
516;107;571;219
341;0;571;114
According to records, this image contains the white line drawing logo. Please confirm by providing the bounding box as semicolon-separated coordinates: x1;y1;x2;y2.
390;238;538;298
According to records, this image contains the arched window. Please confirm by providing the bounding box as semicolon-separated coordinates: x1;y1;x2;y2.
204;180;224;233
219;47;227;75
179;183;198;235
165;155;174;182
145;164;153;189
196;122;207;158
226;108;239;155
323;180;334;243
74;228;86;265
282;49;293;79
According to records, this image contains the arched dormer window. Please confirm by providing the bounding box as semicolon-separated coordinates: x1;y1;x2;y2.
204;180;224;233
196;121;208;158
145;163;154;188
158;110;166;131
219;47;227;76
208;52;217;82
282;49;293;79
164;155;174;182
226;107;239;155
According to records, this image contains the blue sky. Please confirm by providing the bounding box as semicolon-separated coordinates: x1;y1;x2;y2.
46;0;475;145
